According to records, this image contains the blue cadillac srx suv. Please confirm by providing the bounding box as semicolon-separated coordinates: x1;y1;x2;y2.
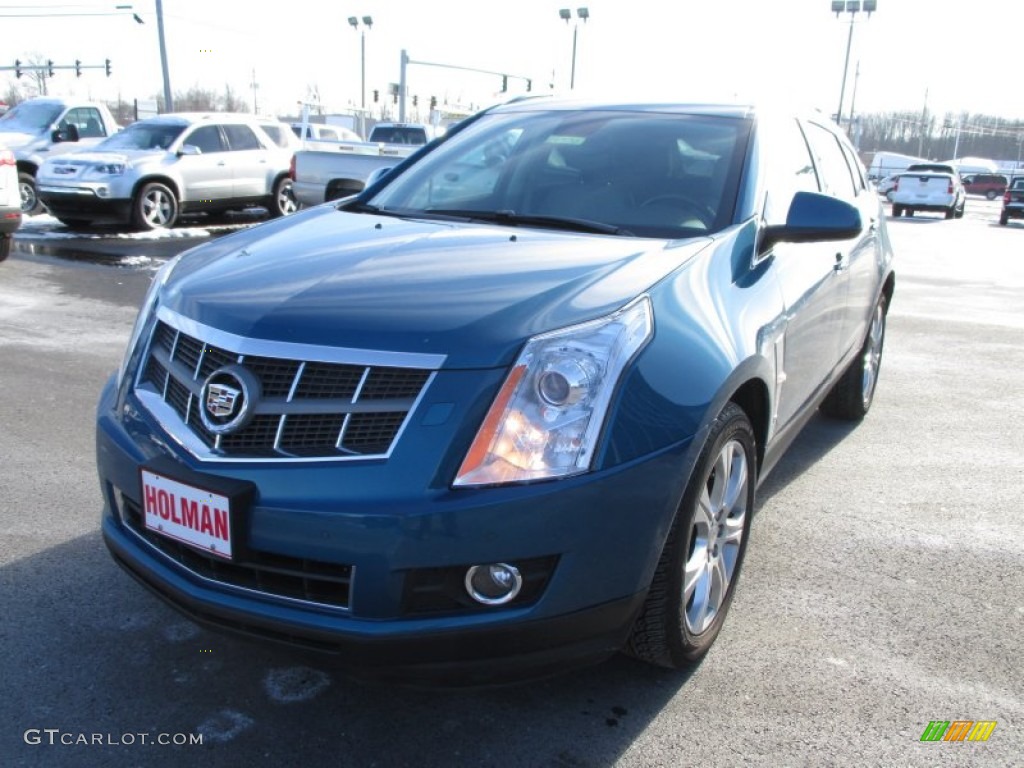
97;98;895;682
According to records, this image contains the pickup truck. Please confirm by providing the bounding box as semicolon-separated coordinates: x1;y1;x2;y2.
290;122;434;207
0;97;121;214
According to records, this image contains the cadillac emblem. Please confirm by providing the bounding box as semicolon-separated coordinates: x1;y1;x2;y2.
199;365;259;434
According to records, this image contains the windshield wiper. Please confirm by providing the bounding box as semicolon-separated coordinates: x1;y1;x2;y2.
423;208;633;236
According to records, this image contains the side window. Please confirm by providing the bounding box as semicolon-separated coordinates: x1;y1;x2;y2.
61;107;107;138
763;118;820;226
320;127;339;141
222;124;261;151
804;122;858;200
185;125;225;154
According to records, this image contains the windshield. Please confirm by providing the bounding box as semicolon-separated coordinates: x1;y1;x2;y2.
0;101;63;134
97;122;185;151
365;109;750;239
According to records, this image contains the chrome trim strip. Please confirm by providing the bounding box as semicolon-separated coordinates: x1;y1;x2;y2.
156;306;447;370
120;516;352;614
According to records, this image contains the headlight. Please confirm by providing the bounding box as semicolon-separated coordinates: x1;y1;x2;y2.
454;296;653;487
94;163;126;175
115;254;183;389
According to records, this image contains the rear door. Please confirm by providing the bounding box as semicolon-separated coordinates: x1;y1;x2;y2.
222;123;272;199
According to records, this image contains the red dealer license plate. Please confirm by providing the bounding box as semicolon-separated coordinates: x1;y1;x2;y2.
141;469;235;560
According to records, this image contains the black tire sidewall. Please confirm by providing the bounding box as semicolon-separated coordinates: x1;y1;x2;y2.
665;404;756;665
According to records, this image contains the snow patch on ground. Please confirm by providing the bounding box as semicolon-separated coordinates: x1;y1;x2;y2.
195;710;254;743
263;666;331;703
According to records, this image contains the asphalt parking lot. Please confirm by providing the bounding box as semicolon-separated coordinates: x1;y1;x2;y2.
1;196;1021;767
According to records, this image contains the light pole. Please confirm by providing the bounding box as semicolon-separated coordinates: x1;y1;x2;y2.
348;16;373;110
831;0;875;129
558;7;589;90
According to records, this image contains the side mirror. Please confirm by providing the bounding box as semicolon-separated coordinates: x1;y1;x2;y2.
51;124;80;143
760;191;862;253
365;166;393;189
177;144;201;156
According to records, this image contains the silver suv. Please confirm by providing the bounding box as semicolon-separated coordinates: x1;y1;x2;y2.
36;113;297;229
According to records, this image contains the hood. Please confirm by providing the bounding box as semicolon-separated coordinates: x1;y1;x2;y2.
162;206;712;369
0;131;41;151
46;149;162;167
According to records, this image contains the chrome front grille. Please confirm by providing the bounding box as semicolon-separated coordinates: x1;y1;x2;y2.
135;308;441;462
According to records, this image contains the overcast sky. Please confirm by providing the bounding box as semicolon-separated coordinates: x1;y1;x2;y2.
4;0;1022;122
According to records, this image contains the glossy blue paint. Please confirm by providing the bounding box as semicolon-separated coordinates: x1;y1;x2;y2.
96;100;894;680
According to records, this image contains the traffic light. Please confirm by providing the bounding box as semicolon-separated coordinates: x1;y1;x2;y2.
75;59;82;77
373;89;379;103
47;59;54;77
526;79;532;92
501;75;508;93
15;59;22;78
412;95;418;107
430;96;437;109
105;58;111;77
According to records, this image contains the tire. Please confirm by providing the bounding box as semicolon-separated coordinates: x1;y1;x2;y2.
955;200;965;219
986;190;997;201
905;208;914;218
268;176;297;218
999;212;1008;226
626;402;756;669
19;172;44;215
945;207;955;220
891;204;903;217
821;293;888;421
0;234;11;263
132;182;178;230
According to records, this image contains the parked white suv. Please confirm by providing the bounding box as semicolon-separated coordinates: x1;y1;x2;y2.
36;113;297;230
890;164;965;219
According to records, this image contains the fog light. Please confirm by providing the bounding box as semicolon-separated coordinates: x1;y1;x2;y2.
465;563;523;605
96;186;110;198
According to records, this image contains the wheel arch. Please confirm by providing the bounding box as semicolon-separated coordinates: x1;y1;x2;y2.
727;377;770;477
131;175;181;201
16;160;38;177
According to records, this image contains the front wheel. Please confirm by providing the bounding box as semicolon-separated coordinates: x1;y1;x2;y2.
132;182;178;230
19;172;43;215
821;293;888;420
626;403;756;668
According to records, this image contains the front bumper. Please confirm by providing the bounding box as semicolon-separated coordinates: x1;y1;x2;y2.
96;376;693;682
37;183;133;223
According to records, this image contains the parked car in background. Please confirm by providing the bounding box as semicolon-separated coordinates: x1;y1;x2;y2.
961;173;1008;200
999;176;1024;225
0;97;121;215
291;123;363;143
97;98;895;682
876;174;898;200
36;113;296;230
0;142;22;261
890;168;965;219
